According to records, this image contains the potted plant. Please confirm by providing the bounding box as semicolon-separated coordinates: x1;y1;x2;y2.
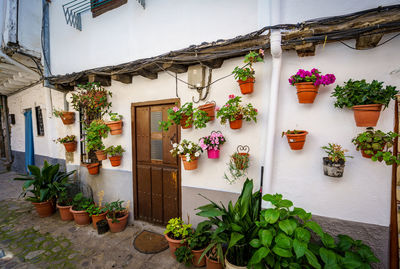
56;188;74;221
224;151;250;184
232;49;264;95
84;119;110;161
164;217;193;258
332;79;397;127
198;101;216;121
87;163;100;175
352;128;400;165
56;135;77;153
199;131;226;159
86;190;107;229
105;145;125;167
289;68;336;103
14;161;75;218
175;246;193;267
170;139;202;170
282;130;308;150
105;112;123;135
105;200;129;233
53;108;75;125
321;143;352;178
70;192;93;225
204;246;224;269
188;221;212;267
159;102;210;130
216;95;258;130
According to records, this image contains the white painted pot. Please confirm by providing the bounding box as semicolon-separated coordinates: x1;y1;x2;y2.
225;257;247;269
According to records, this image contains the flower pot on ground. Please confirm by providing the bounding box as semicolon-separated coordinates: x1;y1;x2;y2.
225;257;247;269
105;112;123;135
164;217;193;258
70;193;92;226
53;109;75;125
105;145;125;167
87;190;107;229
232;50;264;95
56;188;74;221
199;131;226;159
282;130;308;150
332;79;398;127
32;200;55;218
171;140;202;171
56;135;77;152
216;95;258;130
187;221;212;267
198;102;216;121
87;163;100;175
56;204;73;221
105;200;129;233
206;254;223;269
289;68;335;104
321;143;352;178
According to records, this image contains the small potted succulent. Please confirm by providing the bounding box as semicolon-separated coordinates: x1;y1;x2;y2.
84;119;110;161
70;192;93;226
159;102;210;130
164;217;193;258
86;190;107;229
198;101;216;121
105;145;125;167
232;49;264;95
170;139;202;170
53;108;75;125
105;200;129;233
56;188;74;221
187;221;212;267
105;112;123;135
216;95;258;130
332;79;397;127
282;130;308;150
352;128;400;165
199;131;226;159
321;143;352;177
289;68;335;103
56;135;77;153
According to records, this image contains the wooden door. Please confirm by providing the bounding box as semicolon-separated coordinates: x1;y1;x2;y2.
132;99;180;225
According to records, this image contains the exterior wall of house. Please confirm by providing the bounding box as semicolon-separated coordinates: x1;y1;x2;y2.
17;0;42;55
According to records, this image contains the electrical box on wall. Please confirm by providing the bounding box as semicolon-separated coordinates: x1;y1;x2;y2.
187;65;206;89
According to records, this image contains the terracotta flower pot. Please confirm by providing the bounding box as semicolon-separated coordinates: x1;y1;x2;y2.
238;77;255;95
192;248;206;267
352;104;382;127
106;120;123;135
229;115;243;130
92;212;107;229
207;149;220;159
180;155;198;170
165;233;185;258
87;163;100;175
284;131;308;150
206;255;223;269
70;208;91;225
295;82;319;104
225;257;247;269
95;150;107;161
63;141;77;153
198;103;216;121
32;200;55;218
56;204;73;221
60;112;75;125
109;155;122;167
180;115;193;129
106;212;129;233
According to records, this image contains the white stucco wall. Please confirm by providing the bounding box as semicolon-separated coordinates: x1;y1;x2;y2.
17;0;42;54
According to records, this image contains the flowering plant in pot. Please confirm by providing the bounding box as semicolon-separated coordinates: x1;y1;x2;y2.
321;143;352;178
224;151;250;184
282;130;308;150
105;112;123;135
14;161;75;218
216;95;258;130
352;128;400;165
187;221;213;267
84;119;110;161
53;108;75;125
56;135;77;153
86;190;107;229
159;102;209;131
70;192;93;226
164;217;193;258
105;145;125;167
289;68;336;104
232;49;264;95
199;131;226;159
332;79;397;127
170;140;202;170
105;199;129;233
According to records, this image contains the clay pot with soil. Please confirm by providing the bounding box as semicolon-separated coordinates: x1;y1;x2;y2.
238;77;255;95
106;211;129;233
95;150;107;161
59;112;75;125
295;82;319;104
229;115;243;130
56;204;74;221
87;163;100;175
180;155;198;170
352;104;382;127
198;102;216;121
70;208;91;226
32;200;55;218
283;130;308;150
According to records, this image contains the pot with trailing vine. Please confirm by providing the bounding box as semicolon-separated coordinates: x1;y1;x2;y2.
288;68;335;104
216;95;258;130
282;130;308;150
321;143;352;178
164;217;192;258
70;193;92;226
232;50;264;95
171;140;202;170
53;109;75;125
105;145;125;167
105;112;123;135
56;135;77;153
87;163;100;175
105;200;129;233
332;79;397;127
199;131;226;159
198;102;216;121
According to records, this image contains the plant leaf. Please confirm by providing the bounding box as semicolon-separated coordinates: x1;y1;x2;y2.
248;247;269;265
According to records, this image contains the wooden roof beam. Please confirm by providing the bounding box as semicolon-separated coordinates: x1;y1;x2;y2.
55;84;74;92
162;62;188;74
356;33;384;49
295;43;316;57
138;69;158;80
111;74;132;84
202;59;224;69
88;74;111;86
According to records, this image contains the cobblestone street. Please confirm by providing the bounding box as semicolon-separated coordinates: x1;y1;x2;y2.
0;172;190;269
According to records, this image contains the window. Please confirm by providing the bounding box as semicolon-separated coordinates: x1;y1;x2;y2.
35;106;45;136
91;0;127;18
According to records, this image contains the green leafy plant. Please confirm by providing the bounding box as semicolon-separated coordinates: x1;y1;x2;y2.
248;193;380;268
109;112;122;121
175;246;193;267
105;145;125;157
321;143;352;163
188;220;213;251
52;108;65;118
105;200;126;223
332;79;397;109
86;204;107;217
55;135;76;144
14;161;75;203
224;153;250;184
216;95;258;124
232;50;264;81
57;188;72;206
84;119;110;152
71;192;93;211
352;128;400;165
164;217;192;240
170;139;202;162
197;179;261;267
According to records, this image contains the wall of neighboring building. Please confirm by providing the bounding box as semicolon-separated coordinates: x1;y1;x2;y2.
17;0;42;55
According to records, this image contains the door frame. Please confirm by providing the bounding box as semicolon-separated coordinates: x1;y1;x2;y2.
131;98;181;223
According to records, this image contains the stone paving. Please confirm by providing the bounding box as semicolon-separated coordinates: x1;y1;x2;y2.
0;171;194;268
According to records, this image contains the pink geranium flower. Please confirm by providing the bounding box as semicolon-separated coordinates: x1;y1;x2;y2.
172;106;179;112
229;94;235;99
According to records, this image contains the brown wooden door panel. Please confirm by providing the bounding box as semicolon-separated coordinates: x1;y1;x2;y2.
163;168;179;222
162;105;178;165
151;167;163;224
137;165;151;221
136;107;150;162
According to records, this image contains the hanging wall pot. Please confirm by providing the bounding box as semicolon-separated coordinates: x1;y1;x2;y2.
282;130;308;150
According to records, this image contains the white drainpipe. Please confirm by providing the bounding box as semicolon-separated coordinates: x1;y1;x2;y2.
262;0;282;199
